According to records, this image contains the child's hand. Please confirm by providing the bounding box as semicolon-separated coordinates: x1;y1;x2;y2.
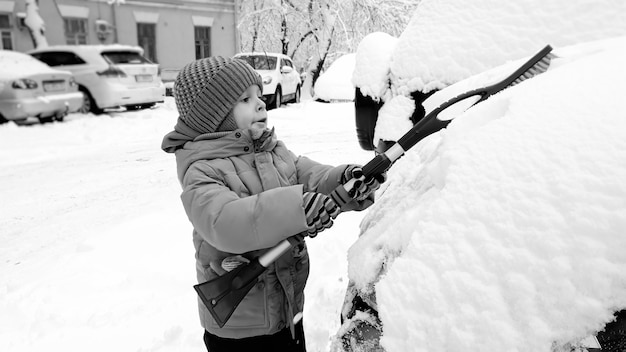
209;255;251;275
221;255;250;272
342;165;387;201
303;192;340;237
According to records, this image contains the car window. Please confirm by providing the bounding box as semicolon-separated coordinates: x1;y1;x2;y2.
101;51;151;65
237;55;277;70
30;51;86;66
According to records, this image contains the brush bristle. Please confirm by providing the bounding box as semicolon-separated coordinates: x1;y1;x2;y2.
509;53;556;87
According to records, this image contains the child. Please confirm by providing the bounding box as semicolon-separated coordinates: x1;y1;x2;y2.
161;56;384;352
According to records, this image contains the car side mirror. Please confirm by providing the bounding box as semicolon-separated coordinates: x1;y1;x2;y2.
281;66;293;74
354;87;436;152
354;87;383;151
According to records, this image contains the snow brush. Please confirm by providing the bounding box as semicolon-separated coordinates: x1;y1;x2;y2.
194;44;555;328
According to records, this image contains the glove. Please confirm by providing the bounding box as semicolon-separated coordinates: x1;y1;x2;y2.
342;165;387;201
302;191;340;237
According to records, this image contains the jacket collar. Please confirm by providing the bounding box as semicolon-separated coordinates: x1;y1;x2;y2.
166;126;278;182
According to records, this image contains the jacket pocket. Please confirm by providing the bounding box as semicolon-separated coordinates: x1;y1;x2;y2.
292;243;310;305
208;279;270;329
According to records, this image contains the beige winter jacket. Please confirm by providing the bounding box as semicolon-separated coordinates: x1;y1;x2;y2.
162;126;364;339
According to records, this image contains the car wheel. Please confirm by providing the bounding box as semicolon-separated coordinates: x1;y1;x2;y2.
0;114;7;125
38;116;54;124
272;87;282;109
12;119;29;126
79;88;103;115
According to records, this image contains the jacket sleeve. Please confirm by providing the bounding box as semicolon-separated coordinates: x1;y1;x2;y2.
292;153;345;194
181;163;309;254
293;153;375;212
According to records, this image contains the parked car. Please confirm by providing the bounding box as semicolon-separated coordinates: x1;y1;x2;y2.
337;1;626;351
313;53;356;103
233;52;301;109
29;45;165;114
0;50;83;124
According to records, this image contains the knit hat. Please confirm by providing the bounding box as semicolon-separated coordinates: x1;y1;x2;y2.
174;56;263;134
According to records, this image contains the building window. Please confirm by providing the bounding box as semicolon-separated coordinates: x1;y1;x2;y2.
0;13;12;50
1;31;11;49
64;18;87;45
137;23;156;63
0;13;10;28
194;26;211;59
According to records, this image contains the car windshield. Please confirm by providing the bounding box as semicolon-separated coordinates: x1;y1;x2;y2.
236;55;277;70
102;51;151;65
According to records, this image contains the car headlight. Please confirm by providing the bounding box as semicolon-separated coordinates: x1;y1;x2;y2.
262;76;272;85
12;79;38;89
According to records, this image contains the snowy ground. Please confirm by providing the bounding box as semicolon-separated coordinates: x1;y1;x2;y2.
0;99;371;352
2;2;626;351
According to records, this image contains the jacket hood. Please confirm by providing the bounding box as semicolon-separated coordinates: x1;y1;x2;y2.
161;117;204;153
162;118;278;182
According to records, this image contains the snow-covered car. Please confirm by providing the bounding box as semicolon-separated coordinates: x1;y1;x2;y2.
333;1;626;352
233;52;301;109
314;53;356;103
0;50;83;124
29;45;165;114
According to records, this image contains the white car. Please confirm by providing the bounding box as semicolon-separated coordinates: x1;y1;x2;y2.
234;52;301;109
0;50;83;124
29;45;165;114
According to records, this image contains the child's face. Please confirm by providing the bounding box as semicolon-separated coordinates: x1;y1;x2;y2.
232;85;267;130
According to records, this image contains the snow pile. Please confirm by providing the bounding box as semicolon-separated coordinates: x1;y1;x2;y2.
347;33;626;352
352;32;398;101
314;53;357;102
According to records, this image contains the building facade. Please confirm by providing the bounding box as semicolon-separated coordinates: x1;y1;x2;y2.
0;0;239;81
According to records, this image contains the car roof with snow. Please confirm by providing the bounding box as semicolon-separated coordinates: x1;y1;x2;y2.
0;50;68;79
28;44;144;54
234;52;290;58
352;0;626;145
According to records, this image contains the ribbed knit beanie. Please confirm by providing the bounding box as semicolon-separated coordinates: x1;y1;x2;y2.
174;56;263;134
